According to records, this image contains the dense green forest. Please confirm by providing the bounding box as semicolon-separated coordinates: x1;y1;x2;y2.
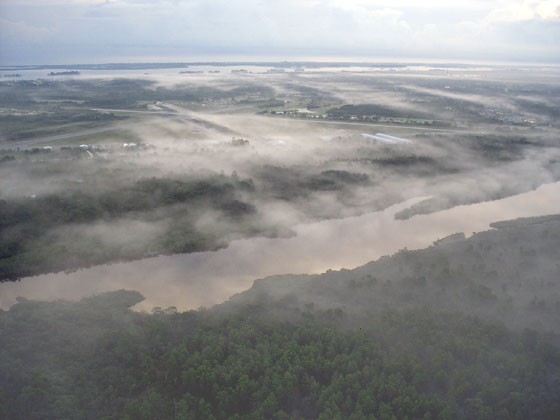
0;173;258;281
1;290;559;420
2;221;560;419
226;219;560;333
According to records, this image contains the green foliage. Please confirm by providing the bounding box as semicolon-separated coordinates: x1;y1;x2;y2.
0;175;256;281
256;165;369;200
490;214;560;229
1;292;559;420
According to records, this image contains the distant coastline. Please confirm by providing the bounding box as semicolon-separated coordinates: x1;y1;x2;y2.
2;59;559;72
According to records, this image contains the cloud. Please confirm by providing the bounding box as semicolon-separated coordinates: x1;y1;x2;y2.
1;0;559;64
0;18;54;41
486;0;560;22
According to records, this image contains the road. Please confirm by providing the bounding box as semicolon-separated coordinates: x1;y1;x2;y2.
0;105;183;150
0;105;482;150
0;120;159;150
265;116;484;134
91;108;178;115
159;102;239;134
0;103;234;150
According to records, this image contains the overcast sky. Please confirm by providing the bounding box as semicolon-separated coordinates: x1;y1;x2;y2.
1;0;559;65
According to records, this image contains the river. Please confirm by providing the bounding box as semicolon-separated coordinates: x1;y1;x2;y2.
1;182;559;311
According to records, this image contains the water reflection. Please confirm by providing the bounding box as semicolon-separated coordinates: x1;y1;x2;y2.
2;182;559;311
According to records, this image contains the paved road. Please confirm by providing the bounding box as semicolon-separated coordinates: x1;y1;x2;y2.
0;105;184;150
0;120;160;150
166;103;482;135
0;103;232;150
266;116;484;134
160;102;239;134
91;108;178;115
0;105;481;150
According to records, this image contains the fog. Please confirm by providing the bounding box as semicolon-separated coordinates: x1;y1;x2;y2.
3;0;560;411
2;62;560;420
1;181;559;312
1;64;560;309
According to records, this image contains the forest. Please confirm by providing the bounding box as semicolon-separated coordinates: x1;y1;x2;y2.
0;147;379;282
225;217;560;334
1;289;559;420
0;173;257;280
2;219;560;419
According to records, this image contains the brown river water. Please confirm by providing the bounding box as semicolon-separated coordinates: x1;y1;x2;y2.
1;182;559;311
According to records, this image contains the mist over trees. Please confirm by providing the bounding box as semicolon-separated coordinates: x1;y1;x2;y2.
2;68;560;282
2;289;559;420
225;217;560;334
2;220;560;419
1;64;560;419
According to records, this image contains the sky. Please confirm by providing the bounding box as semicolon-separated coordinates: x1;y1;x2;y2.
1;0;559;65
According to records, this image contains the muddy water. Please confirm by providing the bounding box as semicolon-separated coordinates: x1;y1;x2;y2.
2;182;559;311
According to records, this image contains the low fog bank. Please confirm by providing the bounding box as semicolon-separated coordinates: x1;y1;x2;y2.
2;182;559;312
1;65;559;299
1;111;559;282
222;215;560;335
2;64;560;420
